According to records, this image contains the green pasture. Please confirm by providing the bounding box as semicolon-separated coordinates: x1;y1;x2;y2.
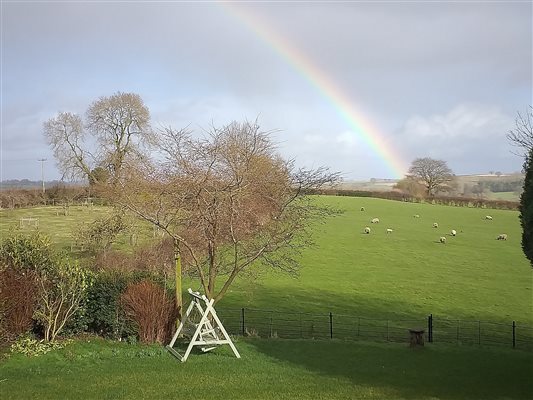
1;196;532;325
487;191;520;201
1;338;532;400
219;196;532;326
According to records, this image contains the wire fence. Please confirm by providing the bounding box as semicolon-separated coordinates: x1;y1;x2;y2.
217;308;533;351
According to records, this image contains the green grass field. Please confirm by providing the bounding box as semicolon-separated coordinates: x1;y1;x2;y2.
219;196;532;327
487;191;520;202
1;197;531;325
1;197;533;399
1;338;532;400
0;204;153;254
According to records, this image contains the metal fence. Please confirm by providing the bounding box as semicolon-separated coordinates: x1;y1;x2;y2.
217;308;533;351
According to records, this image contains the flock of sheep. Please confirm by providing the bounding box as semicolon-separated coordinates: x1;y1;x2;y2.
360;207;508;243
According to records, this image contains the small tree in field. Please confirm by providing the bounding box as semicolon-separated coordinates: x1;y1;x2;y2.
117;121;340;318
407;157;454;197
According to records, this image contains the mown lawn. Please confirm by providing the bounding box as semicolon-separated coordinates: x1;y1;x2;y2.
1;338;532;400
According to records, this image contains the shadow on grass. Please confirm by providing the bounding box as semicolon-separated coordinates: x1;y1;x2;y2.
248;338;533;400
216;287;533;398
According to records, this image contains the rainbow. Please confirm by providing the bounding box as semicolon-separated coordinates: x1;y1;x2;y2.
220;3;407;178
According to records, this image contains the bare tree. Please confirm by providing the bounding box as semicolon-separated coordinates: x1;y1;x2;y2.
86;92;151;183
116;121;340;318
43;112;94;181
507;106;533;155
407;157;454;197
44;92;151;184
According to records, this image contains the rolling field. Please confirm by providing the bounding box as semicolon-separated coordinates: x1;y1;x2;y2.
1;196;531;325
219;196;532;327
487;191;520;201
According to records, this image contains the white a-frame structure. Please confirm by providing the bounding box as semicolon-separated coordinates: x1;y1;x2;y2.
166;288;241;362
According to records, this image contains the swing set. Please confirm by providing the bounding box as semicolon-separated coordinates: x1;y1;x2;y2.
166;288;241;362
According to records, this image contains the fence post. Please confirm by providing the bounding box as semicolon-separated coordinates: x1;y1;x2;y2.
241;308;245;336
329;312;333;339
428;314;433;343
512;321;516;349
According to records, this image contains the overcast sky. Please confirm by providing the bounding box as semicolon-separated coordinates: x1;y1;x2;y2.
1;0;531;182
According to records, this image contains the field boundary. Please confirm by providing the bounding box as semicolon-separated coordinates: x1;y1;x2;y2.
218;308;533;352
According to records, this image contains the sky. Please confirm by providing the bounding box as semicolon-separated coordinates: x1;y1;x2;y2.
1;0;532;182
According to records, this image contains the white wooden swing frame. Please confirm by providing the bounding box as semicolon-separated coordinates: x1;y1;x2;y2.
166;288;241;362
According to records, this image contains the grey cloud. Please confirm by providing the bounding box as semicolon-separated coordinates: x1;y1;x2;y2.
2;2;530;180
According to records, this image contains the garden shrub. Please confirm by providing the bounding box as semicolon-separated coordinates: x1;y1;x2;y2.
0;231;55;271
0;269;38;340
0;232;92;342
34;258;92;342
120;280;177;344
85;270;135;339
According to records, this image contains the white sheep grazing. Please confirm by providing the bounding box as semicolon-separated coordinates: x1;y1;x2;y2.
386;228;393;234
364;226;371;234
439;236;447;244
360;207;365;211
497;233;508;240
371;218;380;224
413;214;420;218
485;215;493;220
433;222;439;228
451;229;457;236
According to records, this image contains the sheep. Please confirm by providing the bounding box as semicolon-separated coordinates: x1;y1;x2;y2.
497;234;508;240
364;226;371;234
439;236;447;244
413;214;420;218
451;229;457;236
386;228;393;234
371;218;380;224
360;207;365;211
433;222;439;228
485;215;493;220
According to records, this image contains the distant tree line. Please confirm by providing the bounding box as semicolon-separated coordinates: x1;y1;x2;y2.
0;185;101;209
304;188;519;210
477;180;524;193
